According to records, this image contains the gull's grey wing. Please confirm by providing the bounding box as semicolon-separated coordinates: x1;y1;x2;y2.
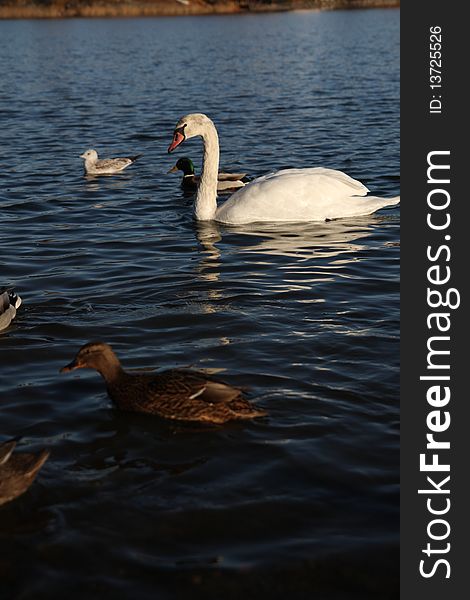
95;157;133;171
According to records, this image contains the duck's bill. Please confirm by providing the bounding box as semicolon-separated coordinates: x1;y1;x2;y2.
167;165;179;174
79;153;86;159
60;360;80;373
168;131;185;153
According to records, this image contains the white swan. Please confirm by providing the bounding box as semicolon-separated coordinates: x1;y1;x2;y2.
168;113;400;224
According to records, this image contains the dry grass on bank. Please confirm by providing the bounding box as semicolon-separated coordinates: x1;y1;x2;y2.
0;1;400;20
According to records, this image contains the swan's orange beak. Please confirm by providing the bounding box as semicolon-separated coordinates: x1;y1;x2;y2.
168;131;185;153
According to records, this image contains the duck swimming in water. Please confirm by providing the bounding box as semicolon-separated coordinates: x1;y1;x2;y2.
0;441;49;506
0;288;22;332
168;157;247;193
61;342;266;424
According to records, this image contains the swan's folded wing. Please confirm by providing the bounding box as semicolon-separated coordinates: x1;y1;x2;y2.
215;168;395;224
265;168;370;196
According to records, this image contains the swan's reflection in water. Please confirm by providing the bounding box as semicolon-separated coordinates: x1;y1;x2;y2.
194;216;392;277
187;223;223;314
195;221;223;272
232;219;373;261
189;215;399;320
185;215;400;360
195;216;385;258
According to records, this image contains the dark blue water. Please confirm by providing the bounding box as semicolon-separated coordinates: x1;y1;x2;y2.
0;9;399;599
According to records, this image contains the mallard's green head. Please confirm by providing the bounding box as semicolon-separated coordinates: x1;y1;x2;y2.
167;157;195;176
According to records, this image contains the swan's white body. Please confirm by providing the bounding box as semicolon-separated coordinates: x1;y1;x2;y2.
168;113;400;225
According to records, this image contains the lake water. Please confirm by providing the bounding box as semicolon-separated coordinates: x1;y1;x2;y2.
0;9;400;599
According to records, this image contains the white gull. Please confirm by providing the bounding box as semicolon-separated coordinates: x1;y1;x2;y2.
80;149;142;176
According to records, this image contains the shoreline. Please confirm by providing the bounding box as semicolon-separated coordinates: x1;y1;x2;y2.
0;1;400;20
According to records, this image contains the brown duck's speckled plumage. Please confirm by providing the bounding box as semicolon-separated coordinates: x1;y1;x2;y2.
61;342;267;425
0;441;49;507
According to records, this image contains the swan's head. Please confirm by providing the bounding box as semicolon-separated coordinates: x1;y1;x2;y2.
168;113;215;153
80;149;98;161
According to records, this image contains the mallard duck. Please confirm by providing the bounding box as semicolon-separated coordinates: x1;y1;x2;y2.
0;441;49;506
0;288;22;332
61;342;267;424
80;149;142;175
167;157;247;193
168;113;400;223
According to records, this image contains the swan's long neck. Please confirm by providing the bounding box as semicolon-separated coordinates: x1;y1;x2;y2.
194;123;220;221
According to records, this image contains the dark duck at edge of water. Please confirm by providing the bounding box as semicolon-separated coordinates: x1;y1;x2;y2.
0;288;22;332
0;441;49;507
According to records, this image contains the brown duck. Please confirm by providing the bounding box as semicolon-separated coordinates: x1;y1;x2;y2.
61;342;267;424
0;441;49;507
